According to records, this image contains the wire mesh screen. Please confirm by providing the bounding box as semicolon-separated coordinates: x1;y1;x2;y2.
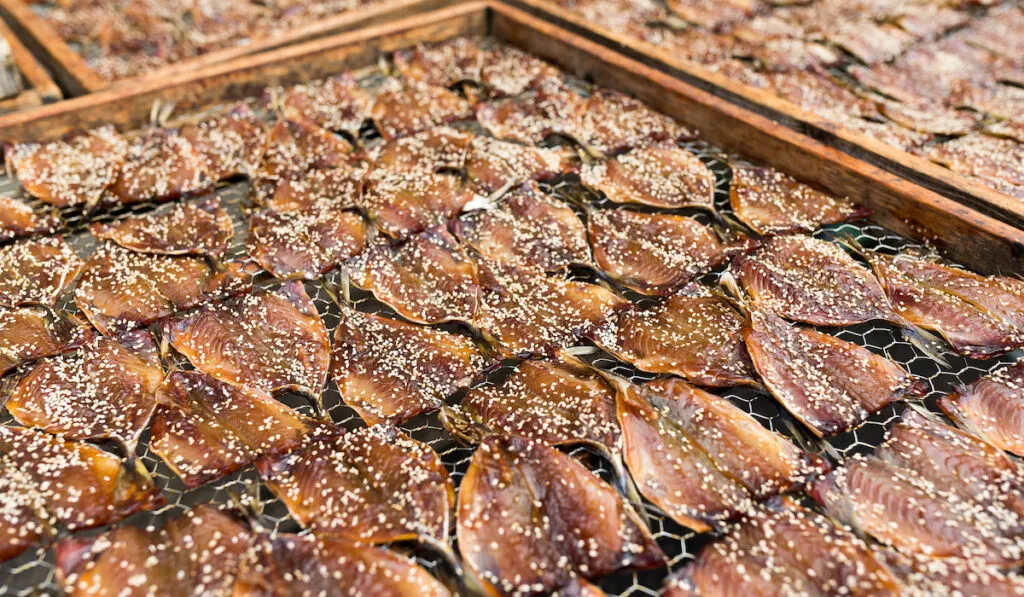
0;47;1019;597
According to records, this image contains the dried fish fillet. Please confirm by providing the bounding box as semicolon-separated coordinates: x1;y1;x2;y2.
247;207;367;279
663;499;901;597
0;306;92;376
464;136;577;193
0;236;82;307
589;209;749;296
370;79;474;140
579;90;695;156
481;44;562;97
150;370;323;488
6;125;126;209
665;0;758;31
373;126;474;173
394;38;484;88
729;166;869;235
75;243;252;335
878;100;983;136
940;361;1024;456
809;411;1024;565
0;455;45;563
455;357;619;448
331;306;485;425
257;424;454;543
588;283;757;387
0;425;161;533
255;119;354;184
452;182;590;272
361;168;475;238
277;74;371;136
55;505;251;596
89;197;233;259
733;235;900;327
0;196;61;243
107;128;212;205
580;145;715;210
180;103;265;181
232;532;452;597
350;226;479;324
924;133;1024;196
473;258;628;358
475;86;586;145
458;434;664;596
743;309;924;437
260;167;364;215
7;330;163;449
163;281;330;397
866;251;1024;358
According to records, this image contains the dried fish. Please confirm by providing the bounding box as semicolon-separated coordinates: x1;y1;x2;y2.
6;125;126;209
162;281;330;397
276;74;371;137
331;305;485;425
579;90;695;156
255;119;354;185
457;434;664;596
473;258;628;358
150;370;323;488
247;207;367;279
259;167;363;213
475;86;586;145
480;44;562;97
733;235;900;327
257;424;454;544
180;103;265;181
665;0;758;31
394;38;484;88
588;283;758;387
878;100;983;136
452;182;590;272
0;236;82;308
866;251;1024;358
589;209;750;295
729;165;869;235
370;79;474;140
464;136;577;194
350;226;479;324
75;243;252;335
373;126;474;173
580;145;716;210
0;455;45;563
107;128;212;205
743;309;924;437
924;133;1024;198
0;306;92;376
939;360;1024;456
6;330;163;449
89;197;233;259
0;196;61;243
361;168;475;239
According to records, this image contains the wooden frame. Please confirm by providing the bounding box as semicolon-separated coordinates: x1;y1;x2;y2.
0;0;457;95
0;0;1019;275
0;16;59;113
504;0;1024;230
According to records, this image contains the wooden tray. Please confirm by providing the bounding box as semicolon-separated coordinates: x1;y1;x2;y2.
0;15;58;113
503;0;1024;230
0;0;1019;275
0;0;456;95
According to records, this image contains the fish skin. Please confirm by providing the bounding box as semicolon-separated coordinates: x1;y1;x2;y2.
370;78;474;141
254;119;354;187
259;167;363;213
89;197;234;259
0;235;83;308
393;37;484;88
0;306;93;376
940;360;1024;456
275;73;371;137
475;86;587;145
247;207;367;280
480;44;563;97
372;126;474;174
464;136;578;194
361;168;476;239
457;434;664;597
580;145;715;210
180;103;266;181
162;281;330;397
0;195;61;243
743;309;924;437
578;90;696;156
257;424;454;544
106;127;213;206
0;455;46;564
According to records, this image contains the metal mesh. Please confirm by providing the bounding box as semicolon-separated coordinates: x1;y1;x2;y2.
1;53;1020;597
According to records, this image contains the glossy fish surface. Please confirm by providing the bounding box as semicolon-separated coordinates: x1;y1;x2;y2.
276;74;371;136
0;195;61;243
180;103;266;181
89;197;234;259
247;207;367;279
464;136;577;193
370;79;474;141
940;360;1024;456
578;91;695;156
255;119;354;185
361;168;475;239
580;145;715;210
393;37;483;88
0;236;83;308
0;306;93;375
107;128;212;205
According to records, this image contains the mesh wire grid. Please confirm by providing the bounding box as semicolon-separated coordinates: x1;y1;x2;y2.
0;48;1021;597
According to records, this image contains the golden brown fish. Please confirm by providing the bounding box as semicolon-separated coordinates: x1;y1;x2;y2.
940;361;1024;456
743;309;924;437
393;37;484;88
474;86;587;145
866;250;1024;358
733;235;901;327
452;182;590;272
457;434;664;596
331;305;486;425
924;133;1024;194
257;424;454;544
6;330;163;450
464;136;578;194
6;125;126;209
247;207;367;279
259;167;363;213
0;195;61;243
480;43;563;97
350;226;479;324
162;281;330;397
0;306;93;376
589;209;750;296
0;236;82;307
0;455;46;563
255;119;354;186
180;103;266;181
578;90;695;156
150;370;324;488
361;168;475;239
665;0;757;31
107;128;213;206
370;78;474;141
89;197;233;259
729;166;869;236
588;283;758;387
372;126;474;173
75;243;252;335
580;145;715;210
276;73;371;137
473;258;628;358
54;505;252;596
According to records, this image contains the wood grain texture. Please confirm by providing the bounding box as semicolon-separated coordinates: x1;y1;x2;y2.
504;0;1024;230
0;0;1017;275
0;14;60;112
